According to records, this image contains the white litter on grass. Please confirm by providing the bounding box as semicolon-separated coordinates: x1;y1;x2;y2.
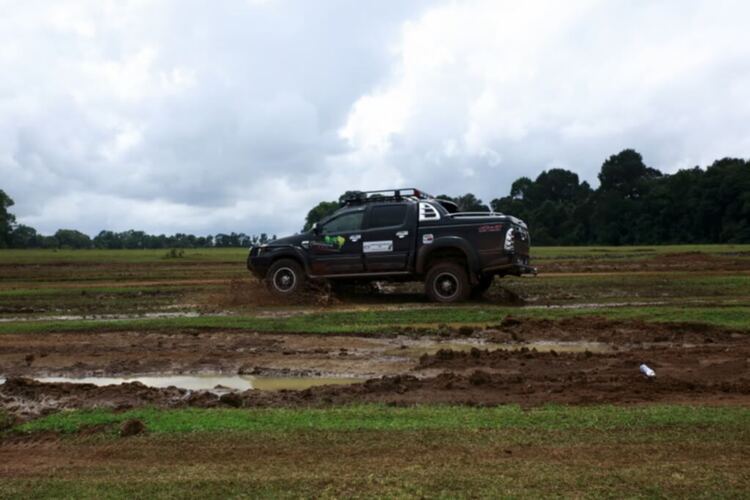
639;364;656;378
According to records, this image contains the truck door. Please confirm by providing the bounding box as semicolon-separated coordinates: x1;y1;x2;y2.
309;209;365;275
361;203;413;272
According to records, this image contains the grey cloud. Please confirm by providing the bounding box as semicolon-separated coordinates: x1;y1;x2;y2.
1;0;430;235
2;0;750;237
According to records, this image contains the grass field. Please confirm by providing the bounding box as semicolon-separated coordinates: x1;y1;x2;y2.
2;244;750;498
4;405;750;498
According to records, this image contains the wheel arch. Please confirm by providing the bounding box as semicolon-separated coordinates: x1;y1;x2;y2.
416;237;480;280
264;246;310;276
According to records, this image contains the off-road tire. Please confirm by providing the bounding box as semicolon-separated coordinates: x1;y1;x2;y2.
471;275;494;298
425;261;471;303
265;259;306;297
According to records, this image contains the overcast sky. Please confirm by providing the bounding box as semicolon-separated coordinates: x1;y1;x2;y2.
2;0;750;237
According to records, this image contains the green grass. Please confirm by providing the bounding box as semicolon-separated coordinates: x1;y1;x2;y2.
0;247;248;264
0;304;748;334
11;406;750;497
2;244;749;265
5;415;750;498
17;404;750;434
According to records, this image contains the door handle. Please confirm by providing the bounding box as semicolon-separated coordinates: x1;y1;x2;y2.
396;231;409;239
349;234;361;242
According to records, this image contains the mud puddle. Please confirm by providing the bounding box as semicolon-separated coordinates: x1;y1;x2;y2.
25;374;364;392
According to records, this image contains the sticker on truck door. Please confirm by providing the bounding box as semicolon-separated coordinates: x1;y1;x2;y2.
363;240;393;253
312;235;346;252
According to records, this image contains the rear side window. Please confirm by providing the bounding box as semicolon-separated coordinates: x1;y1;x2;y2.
368;205;408;228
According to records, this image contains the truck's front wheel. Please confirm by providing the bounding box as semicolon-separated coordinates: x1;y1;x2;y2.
425;262;471;303
265;259;306;297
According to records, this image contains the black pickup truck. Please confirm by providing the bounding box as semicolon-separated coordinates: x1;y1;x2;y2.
247;188;534;302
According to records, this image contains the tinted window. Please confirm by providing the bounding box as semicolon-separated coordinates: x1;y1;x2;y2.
321;211;363;233
369;205;408;228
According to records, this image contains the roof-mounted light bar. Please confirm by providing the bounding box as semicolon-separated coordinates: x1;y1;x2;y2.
341;188;434;206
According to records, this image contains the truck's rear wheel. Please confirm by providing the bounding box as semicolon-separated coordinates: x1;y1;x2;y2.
265;259;305;297
425;262;471;303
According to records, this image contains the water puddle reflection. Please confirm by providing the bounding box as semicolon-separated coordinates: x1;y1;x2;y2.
8;374;364;392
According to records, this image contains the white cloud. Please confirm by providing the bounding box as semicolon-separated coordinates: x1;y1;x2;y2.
341;0;750;194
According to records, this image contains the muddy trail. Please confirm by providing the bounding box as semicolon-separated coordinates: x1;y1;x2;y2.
1;317;749;421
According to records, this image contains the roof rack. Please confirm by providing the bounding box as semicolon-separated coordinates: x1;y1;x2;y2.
341;188;434;206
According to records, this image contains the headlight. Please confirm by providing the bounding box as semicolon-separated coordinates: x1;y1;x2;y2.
504;227;515;252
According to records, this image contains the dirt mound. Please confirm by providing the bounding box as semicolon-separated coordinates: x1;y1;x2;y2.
230;369;750;407
0;378;218;420
120;419;146;437
5;348;750;421
484;315;741;344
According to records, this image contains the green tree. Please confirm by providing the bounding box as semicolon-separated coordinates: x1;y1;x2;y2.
598;149;662;199
303;201;339;231
54;229;92;249
438;193;489;212
0;189;16;248
10;225;40;248
39;235;59;249
509;177;534;200
492;168;592;245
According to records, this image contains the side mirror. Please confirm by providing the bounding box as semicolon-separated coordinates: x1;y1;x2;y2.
312;223;320;235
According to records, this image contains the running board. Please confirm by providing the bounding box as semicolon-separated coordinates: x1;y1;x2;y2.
309;271;412;279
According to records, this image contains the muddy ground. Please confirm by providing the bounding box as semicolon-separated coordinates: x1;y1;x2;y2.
2;316;749;421
537;251;750;273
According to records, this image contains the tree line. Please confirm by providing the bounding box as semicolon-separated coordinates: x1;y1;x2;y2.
0;195;275;249
3;148;748;249
491;150;749;245
304;149;750;245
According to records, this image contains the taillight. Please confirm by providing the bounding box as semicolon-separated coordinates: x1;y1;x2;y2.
504;227;515;252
